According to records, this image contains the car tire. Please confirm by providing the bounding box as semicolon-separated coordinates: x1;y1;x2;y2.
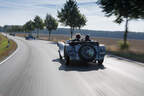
58;50;62;60
65;56;70;66
98;60;104;65
64;46;70;66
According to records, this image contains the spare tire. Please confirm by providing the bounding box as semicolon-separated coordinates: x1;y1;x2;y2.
78;44;96;62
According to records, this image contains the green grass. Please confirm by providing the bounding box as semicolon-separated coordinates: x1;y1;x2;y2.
0;34;17;61
0;34;9;53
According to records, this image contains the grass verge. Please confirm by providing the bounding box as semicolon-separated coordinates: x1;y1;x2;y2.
0;34;17;61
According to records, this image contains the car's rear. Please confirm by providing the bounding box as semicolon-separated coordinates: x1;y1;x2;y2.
25;35;35;40
64;41;106;65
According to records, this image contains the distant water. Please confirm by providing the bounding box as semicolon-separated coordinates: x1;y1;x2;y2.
37;28;144;40
4;28;144;40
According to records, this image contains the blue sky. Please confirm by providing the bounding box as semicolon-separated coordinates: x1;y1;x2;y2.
0;0;144;32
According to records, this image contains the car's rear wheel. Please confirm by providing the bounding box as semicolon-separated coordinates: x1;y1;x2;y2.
64;46;70;66
58;50;62;60
65;56;70;66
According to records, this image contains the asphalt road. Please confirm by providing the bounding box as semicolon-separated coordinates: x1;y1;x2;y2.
0;36;144;96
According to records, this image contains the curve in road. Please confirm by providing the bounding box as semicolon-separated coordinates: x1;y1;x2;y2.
0;36;144;96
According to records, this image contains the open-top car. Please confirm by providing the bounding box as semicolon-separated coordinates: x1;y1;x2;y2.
57;40;106;66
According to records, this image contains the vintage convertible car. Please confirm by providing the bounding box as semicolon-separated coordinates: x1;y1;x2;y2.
57;40;106;65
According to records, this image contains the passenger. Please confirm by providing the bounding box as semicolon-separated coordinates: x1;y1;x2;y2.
72;33;81;41
85;35;91;41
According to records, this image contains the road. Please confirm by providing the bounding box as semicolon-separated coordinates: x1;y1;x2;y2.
0;36;144;96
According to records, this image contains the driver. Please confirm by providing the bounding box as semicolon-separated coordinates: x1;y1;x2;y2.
72;33;81;41
85;35;91;41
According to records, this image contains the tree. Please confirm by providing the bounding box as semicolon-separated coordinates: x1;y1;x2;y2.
23;24;28;36
58;0;85;38
97;0;144;48
8;25;24;33
45;14;58;40
24;20;35;35
76;13;87;31
34;16;44;38
0;26;2;32
23;24;27;32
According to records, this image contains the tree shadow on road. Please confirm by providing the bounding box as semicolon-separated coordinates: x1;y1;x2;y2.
52;58;106;72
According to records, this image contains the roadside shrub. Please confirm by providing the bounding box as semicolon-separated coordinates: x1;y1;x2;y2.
118;40;130;50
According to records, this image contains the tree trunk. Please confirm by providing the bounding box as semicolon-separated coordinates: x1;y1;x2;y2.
30;31;32;35
70;27;73;39
124;18;129;46
79;27;81;33
24;31;26;37
48;31;51;40
73;27;75;37
37;29;39;38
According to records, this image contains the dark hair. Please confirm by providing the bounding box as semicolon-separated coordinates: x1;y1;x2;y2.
85;35;91;41
85;35;90;39
76;33;81;39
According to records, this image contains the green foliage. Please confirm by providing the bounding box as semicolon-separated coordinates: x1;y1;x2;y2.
34;16;44;29
57;0;79;27
3;25;24;33
118;40;130;50
57;0;87;38
33;15;44;38
11;26;23;32
24;20;35;33
97;0;144;49
45;14;58;40
76;14;87;29
97;0;144;23
23;24;28;32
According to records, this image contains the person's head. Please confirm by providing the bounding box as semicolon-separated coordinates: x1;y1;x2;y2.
75;33;81;40
85;35;90;41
